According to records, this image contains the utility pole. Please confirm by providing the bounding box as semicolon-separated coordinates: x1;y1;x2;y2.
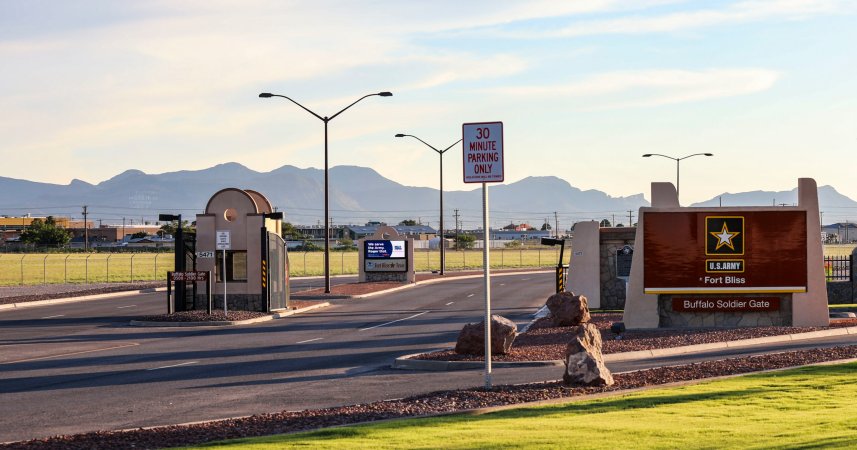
454;209;460;248
122;217;126;242
82;206;89;251
553;211;559;238
628;210;634;227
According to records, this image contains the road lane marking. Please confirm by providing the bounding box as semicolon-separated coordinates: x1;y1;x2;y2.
117;305;137;309
2;343;140;365
147;361;198;371
446;302;454;306
360;311;430;331
41;314;65;319
296;338;323;344
467;294;475;298
500;283;506;286
522;278;530;281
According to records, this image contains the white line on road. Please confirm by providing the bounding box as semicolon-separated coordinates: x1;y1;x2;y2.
147;361;198;371
359;311;430;331
500;283;506;286
296;338;323;344
467;294;474;298
446;302;454;306
117;305;137;309
41;314;65;319
522;278;530;281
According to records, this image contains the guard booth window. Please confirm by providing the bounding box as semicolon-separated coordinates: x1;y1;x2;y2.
217;251;248;282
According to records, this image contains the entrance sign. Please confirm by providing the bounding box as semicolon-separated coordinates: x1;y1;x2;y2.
643;211;807;294
463;122;504;183
216;230;231;250
462;120;506;390
616;245;634;279
364;239;408;272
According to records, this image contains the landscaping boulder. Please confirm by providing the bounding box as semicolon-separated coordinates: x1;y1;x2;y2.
546;291;590;326
563;323;614;386
454;315;518;355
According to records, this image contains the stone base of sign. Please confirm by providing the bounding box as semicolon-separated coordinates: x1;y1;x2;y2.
366;272;409;283
658;295;792;327
599;228;635;310
827;282;856;304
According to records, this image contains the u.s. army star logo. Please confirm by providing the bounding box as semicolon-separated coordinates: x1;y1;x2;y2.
706;216;744;255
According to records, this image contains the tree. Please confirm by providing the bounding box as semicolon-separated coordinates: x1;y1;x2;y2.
159;220;194;236
398;219;418;226
540;222;552;231
131;231;148;239
281;222;307;241
20;216;72;247
599;219;612;228
455;234;476;249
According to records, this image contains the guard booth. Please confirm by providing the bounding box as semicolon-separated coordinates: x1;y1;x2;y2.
192;188;289;312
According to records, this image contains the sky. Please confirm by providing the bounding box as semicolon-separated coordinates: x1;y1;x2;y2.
1;1;855;212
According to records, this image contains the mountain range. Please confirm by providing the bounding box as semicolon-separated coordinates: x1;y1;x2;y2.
1;164;855;228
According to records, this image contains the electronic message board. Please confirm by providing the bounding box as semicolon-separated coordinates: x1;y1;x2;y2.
364;240;408;272
643;210;807;294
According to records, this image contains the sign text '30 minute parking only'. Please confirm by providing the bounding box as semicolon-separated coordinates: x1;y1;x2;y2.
462;122;504;183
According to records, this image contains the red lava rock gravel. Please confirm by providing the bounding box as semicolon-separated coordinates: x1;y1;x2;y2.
0;282;162;305
138;310;269;322
417;313;848;362
4;346;857;450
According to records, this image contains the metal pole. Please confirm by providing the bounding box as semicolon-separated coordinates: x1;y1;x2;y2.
20;255;25;285
64;254;70;283
223;249;227;316
43;254;48;284
130;254;135;283
482;182;492;389
676;159;680;202
439;151;444;275
324;119;331;293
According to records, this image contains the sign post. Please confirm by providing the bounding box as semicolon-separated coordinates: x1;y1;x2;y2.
463;121;504;389
216;230;231;316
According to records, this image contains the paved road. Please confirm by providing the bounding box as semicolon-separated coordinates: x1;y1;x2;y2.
0;272;553;442
3;273;857;443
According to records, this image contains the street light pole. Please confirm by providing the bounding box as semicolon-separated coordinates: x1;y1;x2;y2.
395;133;462;275
260;91;392;293
642;152;713;202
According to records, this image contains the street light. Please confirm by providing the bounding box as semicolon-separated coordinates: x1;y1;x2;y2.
641;153;713;202
395;133;462;275
260;91;392;293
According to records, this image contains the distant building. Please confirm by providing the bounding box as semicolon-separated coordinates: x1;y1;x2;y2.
822;222;857;244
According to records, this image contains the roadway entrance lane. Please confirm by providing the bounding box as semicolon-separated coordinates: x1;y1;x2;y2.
0;273;554;442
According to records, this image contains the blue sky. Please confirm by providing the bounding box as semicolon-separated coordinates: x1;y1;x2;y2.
1;0;855;210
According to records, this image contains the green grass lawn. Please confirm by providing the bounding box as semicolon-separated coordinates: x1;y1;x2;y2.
188;362;857;449
287;248;560;276
0;253;174;286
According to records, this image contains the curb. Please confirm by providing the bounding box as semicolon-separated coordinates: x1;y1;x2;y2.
127;302;330;327
393;325;857;370
0;287;168;311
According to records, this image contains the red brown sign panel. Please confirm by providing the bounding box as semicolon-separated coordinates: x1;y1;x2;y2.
644;211;807;294
673;297;780;312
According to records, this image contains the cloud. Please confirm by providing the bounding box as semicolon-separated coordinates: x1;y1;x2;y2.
547;0;848;37
486;69;781;108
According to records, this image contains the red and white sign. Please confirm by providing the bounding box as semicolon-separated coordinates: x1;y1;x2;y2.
463;122;504;183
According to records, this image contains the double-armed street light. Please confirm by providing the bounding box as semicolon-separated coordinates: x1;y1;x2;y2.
395;133;462;275
260;91;393;293
642;153;713;202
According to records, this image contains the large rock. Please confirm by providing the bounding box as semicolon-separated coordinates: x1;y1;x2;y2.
454;315;518;355
563;323;614;386
546;291;590;326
